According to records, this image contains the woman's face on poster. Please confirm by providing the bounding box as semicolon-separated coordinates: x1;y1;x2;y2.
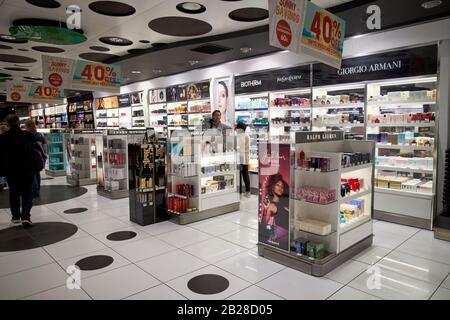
218;83;228;122
273;180;285;197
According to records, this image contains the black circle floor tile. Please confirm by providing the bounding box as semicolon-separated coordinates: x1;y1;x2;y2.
106;231;137;241
0;185;87;208
75;255;114;271
64;208;88;214
187;274;230;295
0;222;78;252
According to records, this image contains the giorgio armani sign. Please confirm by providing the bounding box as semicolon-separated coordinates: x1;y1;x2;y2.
313;45;437;86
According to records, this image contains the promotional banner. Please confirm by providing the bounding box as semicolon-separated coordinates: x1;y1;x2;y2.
269;0;306;53
258;144;291;252
43;55;121;93
301;1;346;69
213;77;233;127
6;81;65;104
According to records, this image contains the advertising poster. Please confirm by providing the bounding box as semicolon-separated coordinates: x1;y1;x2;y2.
43;55;121;93
6;82;64;104
118;94;131;108
214;77;233;127
301;1;346;69
130;91;142;105
258;144;291;251
269;0;306;53
187;81;210;100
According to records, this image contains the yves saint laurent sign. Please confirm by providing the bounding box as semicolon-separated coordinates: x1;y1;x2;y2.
235;65;311;94
296;131;344;143
313;45;437;86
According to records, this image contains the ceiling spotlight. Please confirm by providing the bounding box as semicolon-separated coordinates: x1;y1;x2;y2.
421;0;442;8
240;47;252;54
131;70;141;74
176;2;207;14
1;35;16;40
188;60;199;66
153;69;162;74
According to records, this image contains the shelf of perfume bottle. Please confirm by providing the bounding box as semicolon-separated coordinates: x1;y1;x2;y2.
168;193;197;200
367;122;435;127
270;106;312;111
376;144;434;151
312;103;365;109
341;163;373;173
270;123;311;128
340;188;372;203
313;122;365;128
375;187;434;199
376;166;433;174
201;170;237;178
340;215;372;234
201;188;236;198
367;99;436;107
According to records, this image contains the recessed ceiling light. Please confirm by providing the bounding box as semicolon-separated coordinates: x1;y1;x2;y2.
131;70;141;74
153;69;162;74
240;47;252;54
176;2;206;14
421;0;442;8
188;60;199;66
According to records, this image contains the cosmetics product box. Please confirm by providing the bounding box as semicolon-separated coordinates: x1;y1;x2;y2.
296;219;332;236
307;242;325;259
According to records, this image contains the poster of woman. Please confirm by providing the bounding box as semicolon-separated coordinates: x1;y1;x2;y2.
258;144;291;251
214;77;233;127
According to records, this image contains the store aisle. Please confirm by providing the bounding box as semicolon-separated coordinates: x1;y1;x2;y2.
0;176;449;300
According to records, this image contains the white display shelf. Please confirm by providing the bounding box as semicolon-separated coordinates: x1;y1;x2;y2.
375;187;434;199
313;103;364;109
201;170;237;178
270;106;311;111
340;188;372;203
202;188;236;199
270;123;311;128
340;215;372;234
376;144;434;151
376;166;433;174
341;163;373;173
368;122;435;127
313;122;365;128
367;99;436;106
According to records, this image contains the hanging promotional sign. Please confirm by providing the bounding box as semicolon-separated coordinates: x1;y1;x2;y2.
42;55;121;93
6;81;65;104
258;144;291;252
269;0;306;53
269;0;346;69
300;1;346;69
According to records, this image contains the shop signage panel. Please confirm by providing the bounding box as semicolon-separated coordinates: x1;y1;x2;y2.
166;85;187;102
258;143;291;252
269;0;306;53
43;55;121;93
187;81;210;100
313;45;438;86
6;81;65;104
149;88;166;104
235;65;311;95
118;94;131;108
300;1;346;69
295;131;344;144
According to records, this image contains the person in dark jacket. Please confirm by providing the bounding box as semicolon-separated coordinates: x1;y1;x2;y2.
0;115;37;227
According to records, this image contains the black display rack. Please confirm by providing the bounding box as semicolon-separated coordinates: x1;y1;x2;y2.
435;149;450;241
128;131;168;226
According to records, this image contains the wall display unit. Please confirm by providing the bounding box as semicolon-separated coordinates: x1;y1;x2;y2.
44;104;68;129
68;94;94;129
67;130;102;186
45;130;68;177
148;88;168;136
167;130;239;225
258;132;375;276
128;130;168;226
366;77;437;229
95;95;119;129
97;130;145;199
312;84;366;140
30;104;45;128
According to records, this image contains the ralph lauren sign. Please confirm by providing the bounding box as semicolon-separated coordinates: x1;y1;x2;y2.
313;45;437;86
235;65;311;95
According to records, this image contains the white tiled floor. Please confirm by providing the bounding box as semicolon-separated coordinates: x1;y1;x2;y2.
1;177;450;300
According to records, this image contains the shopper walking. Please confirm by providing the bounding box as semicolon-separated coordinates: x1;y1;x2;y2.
0;115;41;227
24;120;47;197
236;121;251;198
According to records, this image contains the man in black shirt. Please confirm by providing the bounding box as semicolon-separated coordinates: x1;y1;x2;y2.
0;115;37;227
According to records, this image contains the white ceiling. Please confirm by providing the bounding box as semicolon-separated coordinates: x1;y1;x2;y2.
0;0;353;93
